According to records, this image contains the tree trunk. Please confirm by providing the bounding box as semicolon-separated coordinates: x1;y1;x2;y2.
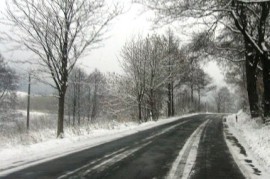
171;82;175;116
87;87;91;122
167;83;172;117
57;92;65;137
144;104;149;122
258;3;270;118
72;84;76;126
231;3;260;118
149;88;155;120
57;13;69;137
91;86;97;121
138;100;142;122
27;73;31;130
68;106;71;126
245;46;259;118
190;84;194;109
78;71;81;125
262;53;270;117
198;88;201;111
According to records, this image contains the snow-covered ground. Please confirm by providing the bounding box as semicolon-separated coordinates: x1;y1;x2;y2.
225;110;270;179
16;91;28;98
0;112;197;176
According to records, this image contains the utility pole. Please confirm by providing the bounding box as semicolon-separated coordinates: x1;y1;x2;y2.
27;73;31;130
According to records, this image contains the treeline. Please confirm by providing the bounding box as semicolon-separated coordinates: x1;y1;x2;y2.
118;31;213;122
65;68;107;125
56;31;217;124
0;54;17;113
2;29;236;126
17;30;235;124
84;31;218;123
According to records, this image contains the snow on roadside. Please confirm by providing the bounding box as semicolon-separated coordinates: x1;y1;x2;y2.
0;113;197;176
226;110;270;178
17;109;51;117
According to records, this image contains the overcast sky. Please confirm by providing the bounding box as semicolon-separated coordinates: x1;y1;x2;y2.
0;0;226;90
76;1;193;74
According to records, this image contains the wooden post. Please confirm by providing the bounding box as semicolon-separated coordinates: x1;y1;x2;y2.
27;73;31;130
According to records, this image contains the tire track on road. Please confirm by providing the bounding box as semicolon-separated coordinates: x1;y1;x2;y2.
167;119;210;179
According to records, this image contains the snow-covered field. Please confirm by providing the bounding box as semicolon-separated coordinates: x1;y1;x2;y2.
0;111;197;176
226;111;270;178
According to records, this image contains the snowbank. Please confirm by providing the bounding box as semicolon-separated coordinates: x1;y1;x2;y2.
0;113;197;176
226;110;270;177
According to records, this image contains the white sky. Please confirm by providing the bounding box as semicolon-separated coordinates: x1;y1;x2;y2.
76;1;192;74
205;61;226;87
78;2;154;73
0;0;225;87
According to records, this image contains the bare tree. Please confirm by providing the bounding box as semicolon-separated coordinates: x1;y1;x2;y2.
0;54;17;109
215;87;231;113
194;68;212;111
104;72;137;121
121;32;195;121
88;69;106;121
144;35;166;120
65;67;87;126
65;67;106;125
225;61;249;110
5;0;121;137
164;30;179;117
121;36;148;122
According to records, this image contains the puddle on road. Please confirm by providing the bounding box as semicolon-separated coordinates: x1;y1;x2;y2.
224;123;262;176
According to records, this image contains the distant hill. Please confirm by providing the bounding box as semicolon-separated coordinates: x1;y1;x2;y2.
17;79;56;96
16;91;58;113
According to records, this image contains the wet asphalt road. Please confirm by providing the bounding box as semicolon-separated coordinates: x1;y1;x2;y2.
190;117;245;179
1;114;245;179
